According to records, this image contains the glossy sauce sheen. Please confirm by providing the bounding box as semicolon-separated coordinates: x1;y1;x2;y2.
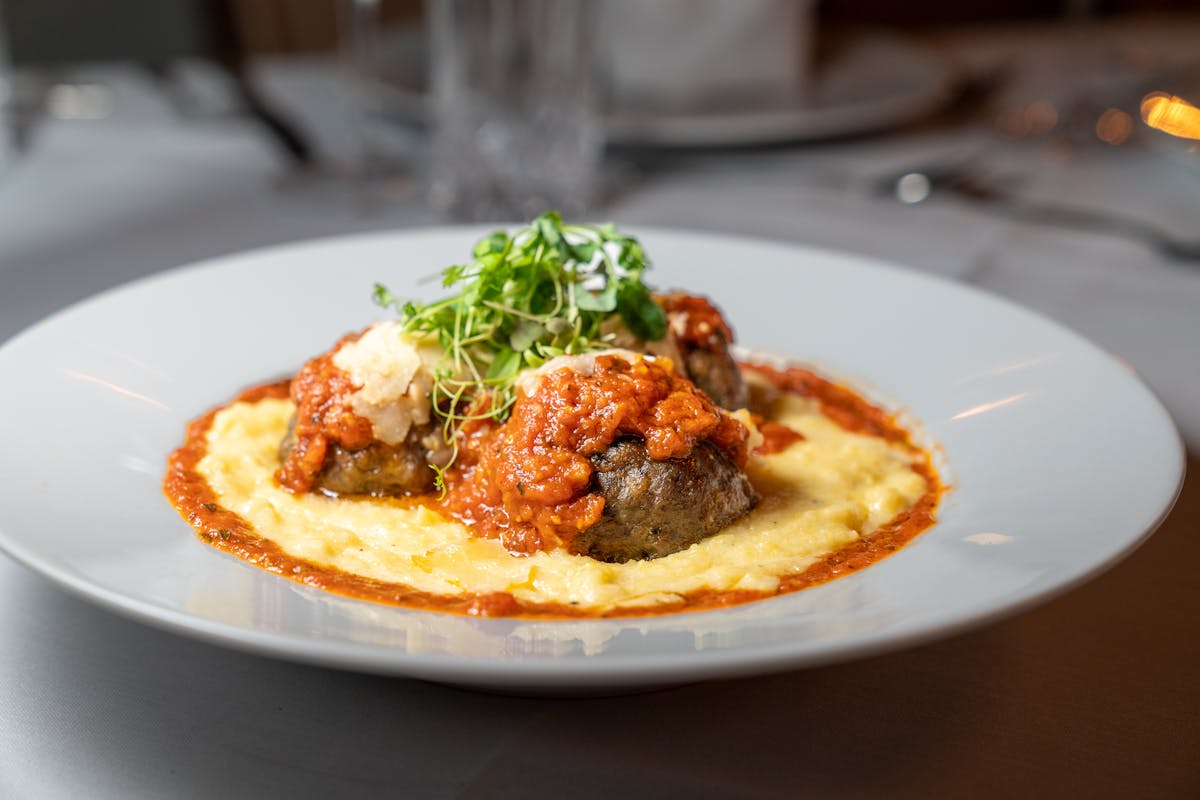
440;354;748;555
164;365;943;618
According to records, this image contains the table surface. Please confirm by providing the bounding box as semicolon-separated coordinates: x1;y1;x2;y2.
2;18;1198;799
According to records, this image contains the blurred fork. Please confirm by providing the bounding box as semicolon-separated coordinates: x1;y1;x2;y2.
881;163;1200;263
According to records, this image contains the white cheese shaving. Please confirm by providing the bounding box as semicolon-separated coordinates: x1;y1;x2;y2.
331;321;444;445
514;348;651;397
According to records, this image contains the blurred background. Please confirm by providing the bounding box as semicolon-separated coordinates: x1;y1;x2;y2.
3;0;1199;220
3;0;1198;419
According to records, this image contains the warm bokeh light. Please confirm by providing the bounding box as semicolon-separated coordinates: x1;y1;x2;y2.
1140;91;1200;141
996;99;1061;138
1025;100;1059;135
1095;108;1133;145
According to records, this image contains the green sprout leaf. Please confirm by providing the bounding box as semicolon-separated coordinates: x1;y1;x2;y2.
373;212;666;484
486;347;523;381
574;282;618;313
617;281;667;341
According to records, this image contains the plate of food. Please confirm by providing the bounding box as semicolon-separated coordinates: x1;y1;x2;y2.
0;217;1183;692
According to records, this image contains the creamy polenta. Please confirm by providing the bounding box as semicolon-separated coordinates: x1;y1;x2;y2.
193;390;930;614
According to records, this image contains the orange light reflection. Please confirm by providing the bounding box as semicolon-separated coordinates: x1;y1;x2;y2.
1096;108;1133;145
61;369;169;410
950;392;1031;421
955;355;1054;384
1141;92;1200;141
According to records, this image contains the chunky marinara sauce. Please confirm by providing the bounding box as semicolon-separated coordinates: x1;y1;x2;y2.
658;293;735;351
439;354;748;556
276;330;374;493
164;363;942;619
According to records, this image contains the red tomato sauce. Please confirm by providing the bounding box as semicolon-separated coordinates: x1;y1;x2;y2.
439;353;749;555
276;329;373;493
163;364;943;619
753;418;807;455
658;293;735;350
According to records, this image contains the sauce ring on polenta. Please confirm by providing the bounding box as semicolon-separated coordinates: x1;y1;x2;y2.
165;364;941;618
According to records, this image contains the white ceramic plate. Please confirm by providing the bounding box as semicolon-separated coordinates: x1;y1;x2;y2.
0;229;1183;692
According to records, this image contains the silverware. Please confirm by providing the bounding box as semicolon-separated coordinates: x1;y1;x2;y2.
883;163;1200;262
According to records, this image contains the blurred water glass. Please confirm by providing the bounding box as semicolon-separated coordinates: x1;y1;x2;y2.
426;0;601;222
602;0;814;113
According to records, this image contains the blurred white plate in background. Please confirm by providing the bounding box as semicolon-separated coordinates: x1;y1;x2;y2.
368;31;958;148
604;32;958;147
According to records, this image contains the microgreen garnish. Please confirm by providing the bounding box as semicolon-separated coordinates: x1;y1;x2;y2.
373;212;667;491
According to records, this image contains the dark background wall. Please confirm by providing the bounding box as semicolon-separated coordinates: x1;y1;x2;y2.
4;0;1196;65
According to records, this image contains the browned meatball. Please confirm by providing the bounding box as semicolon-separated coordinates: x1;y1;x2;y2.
602;294;750;410
682;347;749;412
657;293;750;410
279;416;445;497
570;438;758;562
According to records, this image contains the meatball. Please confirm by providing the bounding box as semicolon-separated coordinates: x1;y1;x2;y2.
279;416;446;497
276;322;455;497
682;347;749;412
599;294;749;410
571;438;758;562
658;293;750;410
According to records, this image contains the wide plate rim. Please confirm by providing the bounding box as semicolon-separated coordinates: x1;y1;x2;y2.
0;226;1185;689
